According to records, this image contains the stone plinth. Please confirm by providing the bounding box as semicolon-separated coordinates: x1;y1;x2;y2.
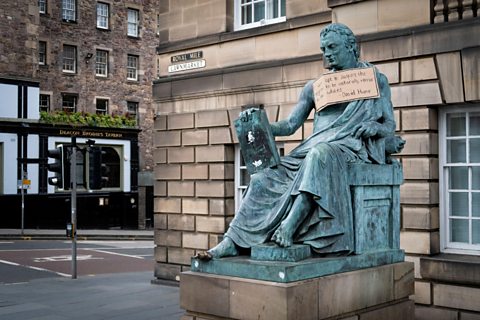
180;262;415;320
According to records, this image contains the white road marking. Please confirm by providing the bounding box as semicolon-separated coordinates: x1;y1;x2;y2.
33;255;103;263
90;249;145;259
0;258;69;277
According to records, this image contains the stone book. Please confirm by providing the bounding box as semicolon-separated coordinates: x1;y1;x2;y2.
234;105;280;175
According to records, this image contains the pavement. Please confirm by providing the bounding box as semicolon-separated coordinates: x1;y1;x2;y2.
0;229;154;240
0;271;183;320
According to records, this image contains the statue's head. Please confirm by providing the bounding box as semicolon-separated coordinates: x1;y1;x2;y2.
320;23;359;70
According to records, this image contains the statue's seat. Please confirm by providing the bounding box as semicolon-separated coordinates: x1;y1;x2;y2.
347;162;403;254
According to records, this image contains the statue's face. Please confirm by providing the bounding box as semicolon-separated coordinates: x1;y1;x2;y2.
320;32;356;71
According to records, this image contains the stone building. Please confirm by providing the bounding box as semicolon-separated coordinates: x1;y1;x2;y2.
0;0;159;229
152;0;480;318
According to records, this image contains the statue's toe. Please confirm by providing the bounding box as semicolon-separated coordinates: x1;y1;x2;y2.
194;251;213;261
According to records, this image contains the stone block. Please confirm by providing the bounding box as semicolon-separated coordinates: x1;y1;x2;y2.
196;181;234;198
255;32;298;63
394;109;401;131
155;230;182;247
196;145;234;163
168;113;194;130
420;254;480;286
168;147;195;163
317;264;393;318
404;255;421;279
196;110;229;128
434;283;480;312
401;57;438;82
283;142;301;155
332;0;378;35
209;127;232;145
155;262;181;281
394;262;415;300
196;216;226;233
400;230;439;255
415;306;459;320
436;52;464;103
154;246;167;262
400;182;439;205
376;61;399;84
154;164;181;180
462;47;480;102
182;130;208;146
402;157;438;180
286;0;329;18
168;214;195;231
171;75;223;96
154;180;166;197
210;199;226;216
303;121;314;138
391;82;442;107
168;247;195;265
182;198;209;215
377;0;430;32
209;164;234;180
180;272;231;318
183;232;209;250
155;198;181;213
154;115;167;130
153;213;167;229
415;281;432;305
153;148;167;163
182;164;209;180
223;67;283;90
168;181;194;197
403;207;439;230
361;34;414;63
461;312;480;320
400;133;438;155
283;61;326;84
401;108;437;131
359;300;415;320
155;131;181;147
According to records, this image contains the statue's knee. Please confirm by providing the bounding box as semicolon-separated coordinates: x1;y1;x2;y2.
308;143;330;163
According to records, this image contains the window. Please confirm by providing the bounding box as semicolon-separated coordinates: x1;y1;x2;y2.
39;94;50;112
96;98;108;115
235;0;286;31
127;8;139;37
62;45;76;73
127;55;138;80
127;101;138;123
38;0;46;14
62;0;76;21
96;2;109;29
62;94;77;112
440;107;480;254
95;50;108;76
39;41;46;65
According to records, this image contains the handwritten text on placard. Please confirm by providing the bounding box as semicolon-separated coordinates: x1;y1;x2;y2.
313;67;380;112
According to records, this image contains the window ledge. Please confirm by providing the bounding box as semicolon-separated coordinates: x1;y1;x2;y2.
420;253;480;286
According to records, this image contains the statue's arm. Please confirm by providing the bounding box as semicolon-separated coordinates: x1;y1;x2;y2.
353;72;396;139
270;81;315;137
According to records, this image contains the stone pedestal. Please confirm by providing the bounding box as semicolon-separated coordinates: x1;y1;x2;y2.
180;262;415;320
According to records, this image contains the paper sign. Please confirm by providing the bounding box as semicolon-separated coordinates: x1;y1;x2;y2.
313;67;380;112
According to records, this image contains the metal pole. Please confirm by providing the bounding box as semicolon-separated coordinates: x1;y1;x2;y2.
71;137;77;279
21;171;25;236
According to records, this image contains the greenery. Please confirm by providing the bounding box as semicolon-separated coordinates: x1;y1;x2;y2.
40;111;137;128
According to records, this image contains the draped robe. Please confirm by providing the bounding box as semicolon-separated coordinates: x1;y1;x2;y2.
225;67;393;254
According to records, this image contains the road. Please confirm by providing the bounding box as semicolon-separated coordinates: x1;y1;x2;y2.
0;240;154;283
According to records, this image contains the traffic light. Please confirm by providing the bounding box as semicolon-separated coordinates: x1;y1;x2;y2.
88;146;109;190
47;144;71;190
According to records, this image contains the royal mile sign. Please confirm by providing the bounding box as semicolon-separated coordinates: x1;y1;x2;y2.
168;51;205;73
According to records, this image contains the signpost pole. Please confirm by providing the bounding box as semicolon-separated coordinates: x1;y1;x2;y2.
71;137;77;279
20;171;26;236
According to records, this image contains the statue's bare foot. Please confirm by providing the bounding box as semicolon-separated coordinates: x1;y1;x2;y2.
194;237;238;261
271;222;294;247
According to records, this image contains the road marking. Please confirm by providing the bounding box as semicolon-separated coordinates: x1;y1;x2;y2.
0;241;14;244
33;255;103;262
91;249;145;259
0;259;69;277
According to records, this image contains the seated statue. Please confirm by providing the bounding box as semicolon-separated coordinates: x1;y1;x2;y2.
196;23;403;260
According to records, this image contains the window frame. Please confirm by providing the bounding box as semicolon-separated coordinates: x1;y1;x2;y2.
439;105;480;255
234;0;286;31
62;0;76;22
62;45;77;73
62;93;78;113
95;49;108;77
39;93;51;112
126;54;139;81
95;98;109;115
39;41;47;65
127;8;139;37
38;0;47;14
96;2;109;29
127;101;139;123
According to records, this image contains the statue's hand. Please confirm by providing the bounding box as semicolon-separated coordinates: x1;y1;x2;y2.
352;121;381;139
